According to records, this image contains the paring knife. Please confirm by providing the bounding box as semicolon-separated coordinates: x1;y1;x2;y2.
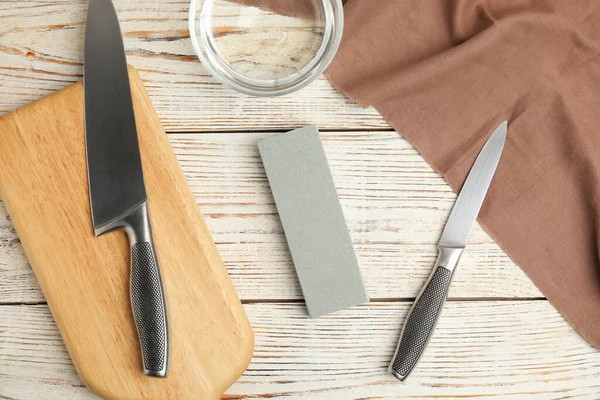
84;0;168;377
388;121;508;381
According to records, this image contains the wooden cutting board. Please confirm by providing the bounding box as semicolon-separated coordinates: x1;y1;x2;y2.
0;66;253;399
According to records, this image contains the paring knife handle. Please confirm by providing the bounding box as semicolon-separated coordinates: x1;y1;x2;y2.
125;203;169;378
388;246;463;381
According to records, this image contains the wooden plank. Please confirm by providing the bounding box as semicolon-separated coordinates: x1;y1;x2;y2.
0;0;386;132
1;302;599;399
0;131;539;304
0;131;537;303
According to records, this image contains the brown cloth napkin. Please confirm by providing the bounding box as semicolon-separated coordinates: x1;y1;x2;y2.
324;0;600;349
243;0;600;348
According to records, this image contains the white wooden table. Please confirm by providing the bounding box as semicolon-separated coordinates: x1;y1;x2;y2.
2;1;600;399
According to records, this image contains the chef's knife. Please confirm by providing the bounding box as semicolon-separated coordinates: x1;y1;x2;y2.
84;0;168;377
388;121;508;381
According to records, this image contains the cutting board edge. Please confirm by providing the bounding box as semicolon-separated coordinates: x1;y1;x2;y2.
0;66;255;399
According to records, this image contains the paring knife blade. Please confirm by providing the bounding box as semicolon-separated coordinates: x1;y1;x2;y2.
84;0;168;377
388;121;508;381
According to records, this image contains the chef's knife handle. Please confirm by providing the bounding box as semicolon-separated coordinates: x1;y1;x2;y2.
388;246;463;381
125;203;169;378
131;241;168;377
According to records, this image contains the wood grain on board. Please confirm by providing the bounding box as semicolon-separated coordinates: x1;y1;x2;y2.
0;68;253;399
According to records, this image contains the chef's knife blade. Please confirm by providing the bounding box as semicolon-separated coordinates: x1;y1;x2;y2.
84;0;168;377
388;121;507;381
84;0;145;230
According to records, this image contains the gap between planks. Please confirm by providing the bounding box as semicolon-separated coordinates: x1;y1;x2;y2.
162;127;397;134
0;297;549;307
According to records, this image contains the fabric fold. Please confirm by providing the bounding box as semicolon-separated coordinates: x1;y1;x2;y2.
327;0;600;349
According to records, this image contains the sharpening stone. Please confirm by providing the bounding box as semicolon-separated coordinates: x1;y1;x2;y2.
258;125;369;317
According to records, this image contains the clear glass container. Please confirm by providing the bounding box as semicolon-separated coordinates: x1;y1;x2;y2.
189;0;344;96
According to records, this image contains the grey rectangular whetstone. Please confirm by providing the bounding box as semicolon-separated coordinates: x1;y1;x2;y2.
258;125;369;317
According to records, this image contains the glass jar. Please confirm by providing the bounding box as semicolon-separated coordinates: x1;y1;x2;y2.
189;0;344;96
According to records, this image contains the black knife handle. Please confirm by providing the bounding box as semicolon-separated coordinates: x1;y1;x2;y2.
131;241;168;377
124;202;169;377
388;247;462;381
